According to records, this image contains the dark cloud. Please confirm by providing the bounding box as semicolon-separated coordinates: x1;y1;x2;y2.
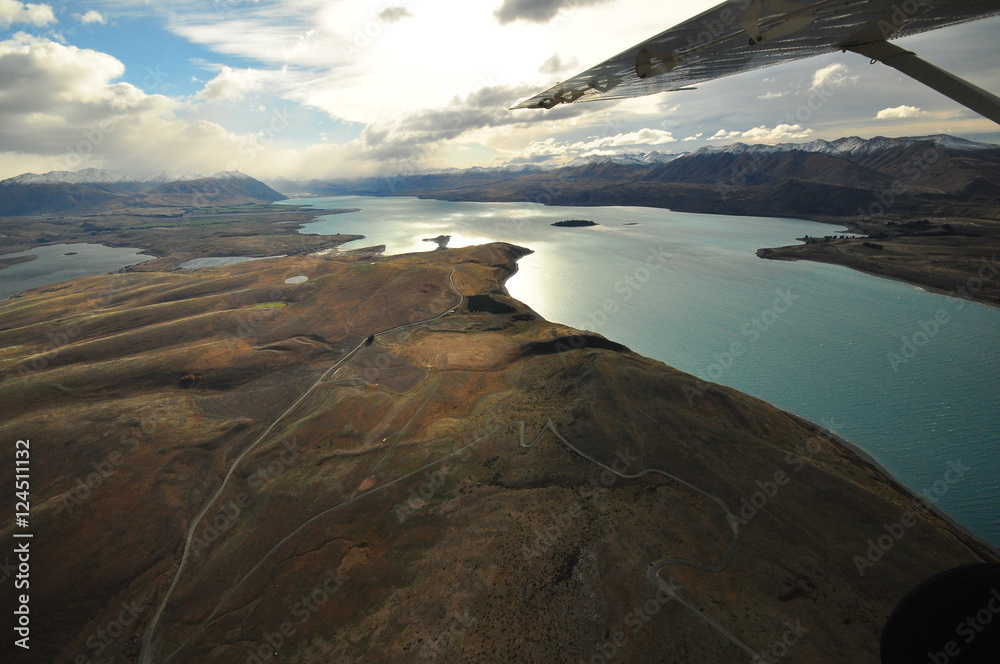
376;6;413;24
359;84;591;161
539;53;577;75
494;0;611;25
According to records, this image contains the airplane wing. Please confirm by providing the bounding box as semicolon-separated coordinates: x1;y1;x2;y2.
511;0;1000;124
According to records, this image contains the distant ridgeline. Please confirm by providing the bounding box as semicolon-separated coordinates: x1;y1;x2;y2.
0;168;283;216
266;135;1000;222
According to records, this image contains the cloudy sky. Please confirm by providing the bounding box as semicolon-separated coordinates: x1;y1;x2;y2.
1;0;998;180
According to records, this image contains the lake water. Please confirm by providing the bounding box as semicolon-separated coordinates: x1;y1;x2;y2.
0;243;153;299
288;195;1000;546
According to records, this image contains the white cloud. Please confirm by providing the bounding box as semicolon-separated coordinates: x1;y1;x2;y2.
0;34;257;178
517;137;566;160
584;128;676;148
708;129;741;141
3;2;996;180
197;66;271;101
0;0;55;26
538;128;677;155
494;0;611;25
161;1;702;126
876;105;926;120
539;53;576;75
510;128;677;164
76;10;106;25
811;63;857;90
740;123;812;141
708;124;811;142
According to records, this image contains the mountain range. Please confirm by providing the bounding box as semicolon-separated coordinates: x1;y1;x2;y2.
270;134;1000;222
6;134;999;220
0;169;283;216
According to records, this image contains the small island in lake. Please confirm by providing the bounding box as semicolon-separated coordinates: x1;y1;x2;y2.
551;219;598;227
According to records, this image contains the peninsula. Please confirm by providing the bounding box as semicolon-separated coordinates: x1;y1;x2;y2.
1;240;994;664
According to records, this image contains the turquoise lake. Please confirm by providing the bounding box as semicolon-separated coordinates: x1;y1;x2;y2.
288;195;1000;546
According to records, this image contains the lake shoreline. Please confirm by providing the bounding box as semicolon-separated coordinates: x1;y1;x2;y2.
0;253;37;271
288;194;1000;546
381;192;1000;311
758;242;1000;310
781;410;1000;557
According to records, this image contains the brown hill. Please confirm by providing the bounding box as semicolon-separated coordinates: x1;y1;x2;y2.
145;175;285;207
0;245;994;664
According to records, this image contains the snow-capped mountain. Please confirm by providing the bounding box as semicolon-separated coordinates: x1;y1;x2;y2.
142;170;206;184
3;168;137;185
0;168;260;187
208;170;256;181
0;168;283;215
563;150;684;168
693;134;998;158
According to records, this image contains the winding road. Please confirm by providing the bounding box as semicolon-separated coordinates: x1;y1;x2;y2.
139;268;465;664
140;265;754;663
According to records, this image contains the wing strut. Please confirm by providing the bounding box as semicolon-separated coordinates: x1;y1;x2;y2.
844;40;1000;125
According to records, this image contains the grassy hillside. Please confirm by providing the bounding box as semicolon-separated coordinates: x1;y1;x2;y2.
0;244;993;664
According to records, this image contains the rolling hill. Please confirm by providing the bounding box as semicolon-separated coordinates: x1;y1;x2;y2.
0;244;994;663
